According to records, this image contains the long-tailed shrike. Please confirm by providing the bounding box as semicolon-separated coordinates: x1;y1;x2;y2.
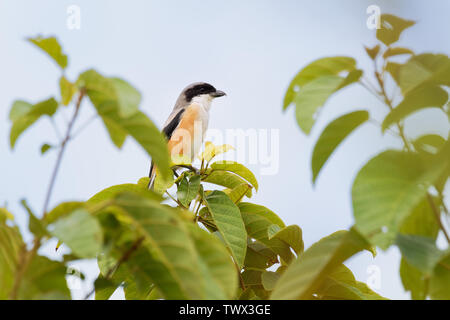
148;82;226;189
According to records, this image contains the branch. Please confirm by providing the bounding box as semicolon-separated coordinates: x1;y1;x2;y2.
9;89;86;300
427;193;450;244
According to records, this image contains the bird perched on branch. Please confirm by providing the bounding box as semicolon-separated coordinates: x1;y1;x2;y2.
148;82;226;189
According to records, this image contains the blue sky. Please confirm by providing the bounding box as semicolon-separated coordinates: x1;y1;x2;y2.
1;0;449;299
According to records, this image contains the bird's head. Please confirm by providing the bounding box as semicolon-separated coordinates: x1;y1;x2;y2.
179;82;226;108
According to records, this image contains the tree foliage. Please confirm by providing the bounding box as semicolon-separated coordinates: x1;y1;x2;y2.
2;13;448;300
284;14;450;299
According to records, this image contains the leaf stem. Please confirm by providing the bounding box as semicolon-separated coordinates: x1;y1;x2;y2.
427;193;450;244
9;89;86;300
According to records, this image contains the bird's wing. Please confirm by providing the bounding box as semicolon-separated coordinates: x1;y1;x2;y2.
162;108;185;140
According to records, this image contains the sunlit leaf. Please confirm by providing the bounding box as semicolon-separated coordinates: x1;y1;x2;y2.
28;36;68;69
50;209;103;258
210;161;258;191
239;202;293;264
352;150;447;248
293;75;347;134
382;47;414;59
268;225;304;255
110;77;141;118
113;193;204;299
78;69;171;178
177;174;201;207
271;229;372;300
186;224;238;299
0;223;23;299
283;56;356;110
400;258;428;300
21;199;48;238
59;76;77;106
223;183;253;203
312;110;369;183
10;98;58;148
19;255;70;299
202;170;252;197
40;143;53;155
399;54;450;95
200;142;234;162
376;14;415;46
364;45;380;60
382;85;448;131
204;191;247;269
429;253;450;300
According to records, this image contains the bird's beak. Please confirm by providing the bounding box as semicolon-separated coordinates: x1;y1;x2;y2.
211;90;226;98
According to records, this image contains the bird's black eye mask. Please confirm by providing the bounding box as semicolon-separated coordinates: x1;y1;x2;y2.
184;83;216;102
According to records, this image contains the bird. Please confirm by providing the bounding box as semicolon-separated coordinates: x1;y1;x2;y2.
148;82;226;189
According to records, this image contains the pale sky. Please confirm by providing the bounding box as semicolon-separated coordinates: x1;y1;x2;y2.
1;0;449;299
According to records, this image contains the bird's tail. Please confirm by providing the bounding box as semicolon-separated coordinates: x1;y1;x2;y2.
148;161;156;190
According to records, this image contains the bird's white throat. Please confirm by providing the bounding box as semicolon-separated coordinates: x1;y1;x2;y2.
191;94;213;111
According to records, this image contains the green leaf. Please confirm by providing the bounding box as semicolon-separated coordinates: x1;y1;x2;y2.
399;54;450;95
9;100;32;121
283;56;356;110
10;98;58;148
261;271;280;291
78;69;171;178
270;229;372;300
210;161;259;191
429;253;450;300
382;47;414;59
113;193;205;299
385;61;402;84
21;199;48;238
223;183;253;203
399;198;440;239
40;143;53;155
202;170;253;197
50;209;103;258
400;258;428;300
86;182;161;206
268;225;304;255
19;255;70;299
44;201;85;224
312;110;369;183
238;202;285;229
239;202;293;264
186;224;238;299
382;85;448;131
204;191;247;269
352;150;447;249
59;76;77;106
177;174;201;207
396;234;444;276
0;223;23;299
317;264;386;300
199;141;234;162
293;75;348;134
376;14;415;46
0;208;14;223
28;36;68;69
364;45;380;60
110;77;141;118
413;134;446;156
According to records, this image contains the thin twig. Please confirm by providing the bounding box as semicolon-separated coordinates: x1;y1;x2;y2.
9;89;86;300
427;193;450;244
70;114;98;141
43;89;86;216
